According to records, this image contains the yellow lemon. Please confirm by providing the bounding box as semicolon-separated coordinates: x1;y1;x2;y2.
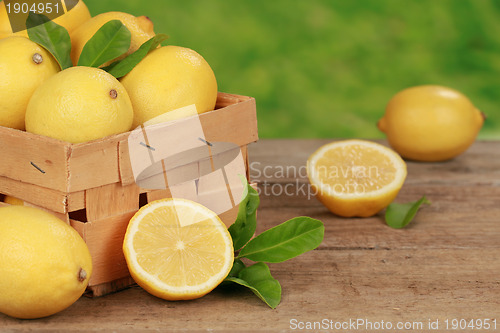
123;198;234;301
70;11;155;66
3;195;23;205
25;66;133;143
0;0;27;39
0;206;92;319
378;85;484;162
307;140;407;217
0;36;59;129
121;45;218;127
0;0;91;39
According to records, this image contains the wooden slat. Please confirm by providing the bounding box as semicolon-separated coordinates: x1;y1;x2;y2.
146;189;171;202
67;190;86;212
71;211;136;286
68;132;129;192
201;97;258;145
0;175;68;213
118;139;135;186
215;92;252;109
23;202;70;224
0;126;70;192
85;183;140;221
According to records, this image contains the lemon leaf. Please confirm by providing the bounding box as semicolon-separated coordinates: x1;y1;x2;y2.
26;12;72;70
237;217;324;263
103;34;169;78
224;263;281;309
228;175;259;251
77;20;131;67
227;258;246;279
219;258;246;287
385;196;431;229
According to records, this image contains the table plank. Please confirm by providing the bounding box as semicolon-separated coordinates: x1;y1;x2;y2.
1;140;499;332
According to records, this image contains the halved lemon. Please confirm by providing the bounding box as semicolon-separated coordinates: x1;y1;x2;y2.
307;140;407;217
123;198;234;300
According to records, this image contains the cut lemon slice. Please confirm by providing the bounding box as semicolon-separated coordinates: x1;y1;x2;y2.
307;140;407;217
123;198;234;300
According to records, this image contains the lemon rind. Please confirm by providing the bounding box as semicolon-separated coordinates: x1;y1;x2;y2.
307;140;407;199
124;198;233;295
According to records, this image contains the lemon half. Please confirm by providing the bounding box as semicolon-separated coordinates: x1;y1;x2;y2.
307;140;407;217
123;198;233;301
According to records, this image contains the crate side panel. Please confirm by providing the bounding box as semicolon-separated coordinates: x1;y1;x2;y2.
23;202;69;223
67;190;85;212
85;183;140;221
0;175;68;213
215;92;252;109
202;98;258;145
71;211;135;286
0;126;70;192
118;96;258;186
67;132;129;192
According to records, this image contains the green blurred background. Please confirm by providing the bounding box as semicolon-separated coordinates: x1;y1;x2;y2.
85;0;499;139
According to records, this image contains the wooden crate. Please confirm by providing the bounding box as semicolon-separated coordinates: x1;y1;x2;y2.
0;92;258;297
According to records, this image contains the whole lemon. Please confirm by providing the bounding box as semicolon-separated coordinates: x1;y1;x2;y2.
3;195;23;205
121;45;218;127
70;11;155;66
378;85;484;162
0;0;91;39
25;66;133;143
0;206;92;319
0;36;59;130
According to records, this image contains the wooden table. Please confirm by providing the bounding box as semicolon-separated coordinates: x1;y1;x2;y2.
2;139;499;332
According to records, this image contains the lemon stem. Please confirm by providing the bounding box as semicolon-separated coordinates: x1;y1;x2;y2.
109;89;118;99
32;53;43;65
78;268;87;282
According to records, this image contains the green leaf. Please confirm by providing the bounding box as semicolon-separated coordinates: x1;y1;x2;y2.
77;20;131;67
385;196;431;229
228;175;260;251
102;34;169;78
224;263;281;309
26;12;72;70
237;217;324;263
219;258;246;287
227;258;246;279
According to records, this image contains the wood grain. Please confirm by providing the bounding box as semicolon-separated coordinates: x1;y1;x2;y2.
0;174;68;213
71;211;136;286
67;132;128;192
1;139;499;332
0;126;70;192
85;183;140;221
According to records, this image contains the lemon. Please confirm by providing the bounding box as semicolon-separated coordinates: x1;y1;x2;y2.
70;11;155;66
3;195;23;205
0;36;59;129
53;0;92;34
0;0;91;39
25;66;133;143
121;45;218;127
123;198;234;301
378;85;484;162
307;140;407;217
0;206;92;319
